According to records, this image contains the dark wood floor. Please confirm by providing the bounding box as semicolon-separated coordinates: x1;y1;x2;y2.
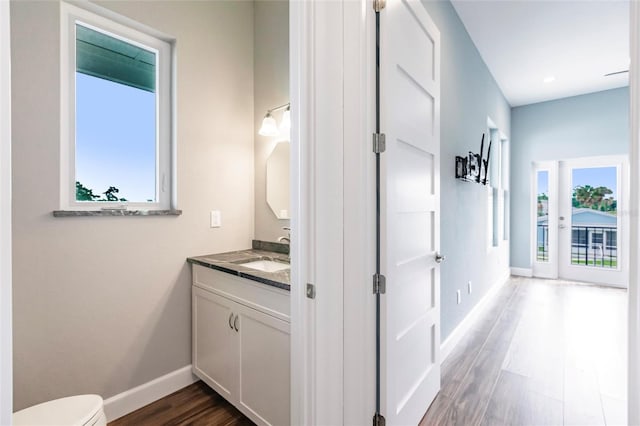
421;277;627;426
109;381;253;426
110;277;626;426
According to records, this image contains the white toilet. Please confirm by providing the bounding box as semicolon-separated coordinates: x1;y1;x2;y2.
13;394;106;426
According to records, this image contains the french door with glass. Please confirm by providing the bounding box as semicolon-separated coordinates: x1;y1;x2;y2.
532;156;628;287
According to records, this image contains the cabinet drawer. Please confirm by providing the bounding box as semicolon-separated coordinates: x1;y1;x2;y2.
192;265;290;322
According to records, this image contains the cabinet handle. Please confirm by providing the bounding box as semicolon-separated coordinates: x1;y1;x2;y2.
228;313;234;329
234;315;239;332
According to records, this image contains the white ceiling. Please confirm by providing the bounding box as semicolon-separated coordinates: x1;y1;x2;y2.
450;0;629;107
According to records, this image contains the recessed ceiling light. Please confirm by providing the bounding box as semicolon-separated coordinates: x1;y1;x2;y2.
543;76;555;83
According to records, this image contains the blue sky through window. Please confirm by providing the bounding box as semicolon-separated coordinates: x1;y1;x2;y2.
537;167;617;197
75;72;156;202
537;170;548;196
572;167;617;195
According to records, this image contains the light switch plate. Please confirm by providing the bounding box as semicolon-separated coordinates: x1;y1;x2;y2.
210;210;221;228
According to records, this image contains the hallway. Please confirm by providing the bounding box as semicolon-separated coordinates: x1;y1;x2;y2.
421;277;627;426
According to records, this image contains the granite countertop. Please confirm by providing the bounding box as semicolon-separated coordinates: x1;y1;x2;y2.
187;248;290;291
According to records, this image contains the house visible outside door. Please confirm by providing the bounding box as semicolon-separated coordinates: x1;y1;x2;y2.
532;156;628;287
379;0;441;424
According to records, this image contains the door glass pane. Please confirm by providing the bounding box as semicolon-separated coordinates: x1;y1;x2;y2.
536;170;549;262
570;167;617;268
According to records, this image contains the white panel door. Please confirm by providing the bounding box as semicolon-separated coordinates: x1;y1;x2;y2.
380;1;441;424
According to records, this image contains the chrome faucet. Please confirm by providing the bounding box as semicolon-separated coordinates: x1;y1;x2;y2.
278;226;291;245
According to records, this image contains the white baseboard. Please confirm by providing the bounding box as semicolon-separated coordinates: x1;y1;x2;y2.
440;269;510;362
510;267;533;277
104;365;197;422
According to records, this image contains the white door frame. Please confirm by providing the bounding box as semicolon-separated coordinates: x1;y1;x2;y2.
289;1;348;424
628;2;640;424
290;1;376;424
342;1;377;424
0;0;13;423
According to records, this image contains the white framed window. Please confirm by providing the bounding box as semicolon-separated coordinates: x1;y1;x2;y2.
501;138;509;242
60;2;174;212
487;121;509;248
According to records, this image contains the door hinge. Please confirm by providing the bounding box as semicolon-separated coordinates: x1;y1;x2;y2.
373;0;386;12
373;413;386;426
373;133;386;154
373;273;386;294
306;283;316;299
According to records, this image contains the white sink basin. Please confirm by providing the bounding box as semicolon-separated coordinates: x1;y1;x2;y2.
240;260;290;273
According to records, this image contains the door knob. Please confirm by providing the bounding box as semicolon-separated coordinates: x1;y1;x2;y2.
435;252;446;264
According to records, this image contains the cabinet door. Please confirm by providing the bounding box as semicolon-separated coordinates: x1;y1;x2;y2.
192;286;238;401
235;304;290;426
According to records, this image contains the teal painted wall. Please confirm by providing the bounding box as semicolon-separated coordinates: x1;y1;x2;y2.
422;0;511;341
510;87;629;269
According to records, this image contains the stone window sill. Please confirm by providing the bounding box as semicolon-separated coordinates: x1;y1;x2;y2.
52;209;182;217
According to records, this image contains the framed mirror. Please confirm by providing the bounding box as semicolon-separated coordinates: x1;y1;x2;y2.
266;142;290;219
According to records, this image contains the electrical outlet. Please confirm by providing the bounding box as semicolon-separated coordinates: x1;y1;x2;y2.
468;281;472;294
210;210;221;228
456;290;461;305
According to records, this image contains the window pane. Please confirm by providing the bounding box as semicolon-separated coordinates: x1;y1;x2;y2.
503;190;509;241
501;140;509;190
591;232;603;245
570;166;617;268
572;228;587;246
75;24;157;203
536;171;549;262
492;187;499;247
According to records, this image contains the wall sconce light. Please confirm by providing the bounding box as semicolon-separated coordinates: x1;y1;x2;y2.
259;102;290;137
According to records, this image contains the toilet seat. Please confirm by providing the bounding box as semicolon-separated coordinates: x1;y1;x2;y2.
13;394;105;426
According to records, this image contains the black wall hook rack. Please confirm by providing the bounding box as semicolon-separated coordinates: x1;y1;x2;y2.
456;133;492;185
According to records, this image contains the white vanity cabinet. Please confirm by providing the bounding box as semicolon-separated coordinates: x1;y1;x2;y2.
192;265;290;426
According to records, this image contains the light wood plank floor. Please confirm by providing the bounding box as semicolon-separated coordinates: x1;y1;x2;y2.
422;277;627;426
110;277;626;426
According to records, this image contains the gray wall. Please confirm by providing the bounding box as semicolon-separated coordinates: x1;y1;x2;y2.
11;0;255;410
422;0;511;340
254;0;290;243
1;0;13;422
510;87;629;269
